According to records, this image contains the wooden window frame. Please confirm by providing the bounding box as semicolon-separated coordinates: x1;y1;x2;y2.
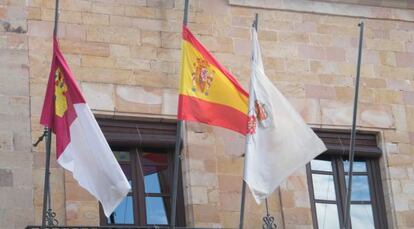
97;118;186;227
307;130;388;229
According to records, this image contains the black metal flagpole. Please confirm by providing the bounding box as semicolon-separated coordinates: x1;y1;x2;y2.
170;1;189;228
41;1;59;228
343;21;364;229
239;13;259;229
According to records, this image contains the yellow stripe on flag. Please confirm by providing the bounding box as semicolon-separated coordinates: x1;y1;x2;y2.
179;40;248;114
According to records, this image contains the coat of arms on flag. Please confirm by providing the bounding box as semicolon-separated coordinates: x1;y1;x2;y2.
191;58;215;95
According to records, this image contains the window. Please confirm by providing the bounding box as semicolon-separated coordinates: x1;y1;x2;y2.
307;130;387;229
97;118;185;227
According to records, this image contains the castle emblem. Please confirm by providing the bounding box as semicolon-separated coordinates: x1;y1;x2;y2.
54;67;68;117
191;58;215;95
247;100;271;135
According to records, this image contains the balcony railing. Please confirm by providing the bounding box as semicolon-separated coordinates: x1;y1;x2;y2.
26;226;235;229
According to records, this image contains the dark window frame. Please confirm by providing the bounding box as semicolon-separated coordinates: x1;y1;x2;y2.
307;130;388;229
97;117;186;227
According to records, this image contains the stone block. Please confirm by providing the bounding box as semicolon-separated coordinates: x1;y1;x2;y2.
287;98;321;124
216;156;243;175
219;192;240;211
82;12;109;25
77;67;133;85
142;30;161;47
373;89;403;104
91;2;124;15
81;55;115;68
115;85;162;113
0;131;13;152
156;47;181;61
360;104;395;128
396;52;414;68
81;82;115;111
298;45;325;60
403;91;414;106
279;32;309;44
87;25;140;45
0;169;13;187
305;85;336;99
162;89;178;115
190;186;208;204
12;168;32;188
218;175;242;193
115;57;151;71
193;205;220;223
132;69;170;88
283;207;312;225
320;99;353;126
109;44;130;57
125;6;158;18
189;170;218;187
109;15;132;27
366;39;404;52
285;59;310;73
130;46;157;59
59;40;110;57
212;127;245;156
12;188;33;208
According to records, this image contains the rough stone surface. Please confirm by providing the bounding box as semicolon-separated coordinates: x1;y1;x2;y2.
0;0;410;228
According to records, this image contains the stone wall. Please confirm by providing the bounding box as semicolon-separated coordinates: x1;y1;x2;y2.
0;0;34;228
21;0;414;228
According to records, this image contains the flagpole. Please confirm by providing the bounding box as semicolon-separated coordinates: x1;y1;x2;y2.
239;13;259;229
343;21;364;229
170;1;189;228
41;1;59;228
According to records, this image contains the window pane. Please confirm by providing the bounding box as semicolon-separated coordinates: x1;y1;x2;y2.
343;160;367;172
312;174;336;200
108;195;134;224
141;152;168;166
351;204;375;229
145;173;161;193
345;175;371;201
145;197;168;225
114;151;131;162
311;159;332;172
315;203;340;229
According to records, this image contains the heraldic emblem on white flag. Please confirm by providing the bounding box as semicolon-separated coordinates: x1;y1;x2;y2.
244;29;327;203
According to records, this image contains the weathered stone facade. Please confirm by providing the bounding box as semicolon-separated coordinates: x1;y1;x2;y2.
0;0;34;228
0;0;413;228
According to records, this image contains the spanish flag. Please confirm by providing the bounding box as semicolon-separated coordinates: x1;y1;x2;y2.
178;26;249;135
40;38;130;217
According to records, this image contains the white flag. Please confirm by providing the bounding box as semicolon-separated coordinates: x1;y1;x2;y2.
244;29;327;203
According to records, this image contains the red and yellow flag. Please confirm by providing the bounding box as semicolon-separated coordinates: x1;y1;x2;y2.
178;26;249;135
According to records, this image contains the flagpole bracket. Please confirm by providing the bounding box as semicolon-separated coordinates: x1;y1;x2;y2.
44;208;58;226
262;214;277;229
262;199;277;229
33;129;47;147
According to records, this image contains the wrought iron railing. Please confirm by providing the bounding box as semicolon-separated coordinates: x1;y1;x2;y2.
26;226;235;229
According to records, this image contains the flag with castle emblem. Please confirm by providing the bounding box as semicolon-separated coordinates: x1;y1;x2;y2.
244;29;327;203
178;25;249;135
40;38;131;217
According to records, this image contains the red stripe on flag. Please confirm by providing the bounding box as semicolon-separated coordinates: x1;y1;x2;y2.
40;37;87;158
178;95;248;135
182;25;248;97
